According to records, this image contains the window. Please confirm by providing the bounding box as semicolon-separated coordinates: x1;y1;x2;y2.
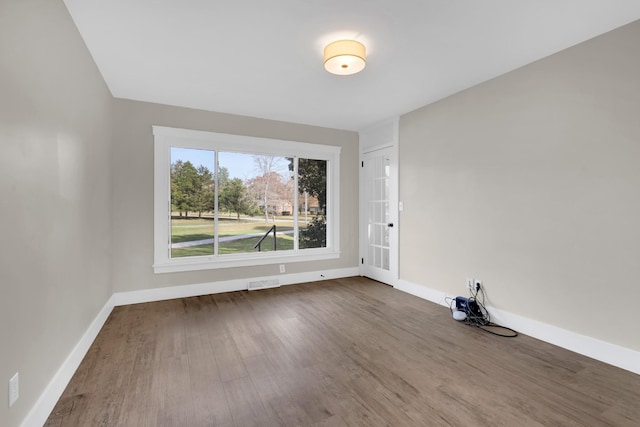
153;126;341;273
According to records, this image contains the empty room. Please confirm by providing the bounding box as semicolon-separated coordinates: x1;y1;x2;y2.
2;1;640;426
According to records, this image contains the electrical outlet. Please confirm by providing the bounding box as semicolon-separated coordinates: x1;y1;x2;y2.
466;278;474;292
475;280;482;291
279;264;285;273
9;372;19;407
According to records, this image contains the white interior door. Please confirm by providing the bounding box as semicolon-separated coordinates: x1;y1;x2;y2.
361;146;397;284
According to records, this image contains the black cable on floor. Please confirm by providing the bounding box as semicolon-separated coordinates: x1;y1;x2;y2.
451;284;519;338
477;323;518;338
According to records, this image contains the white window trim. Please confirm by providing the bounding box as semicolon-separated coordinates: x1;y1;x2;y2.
152;125;341;274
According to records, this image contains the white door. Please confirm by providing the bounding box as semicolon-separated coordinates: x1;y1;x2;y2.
361;146;397;284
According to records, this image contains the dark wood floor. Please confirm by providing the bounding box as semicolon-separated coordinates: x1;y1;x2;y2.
45;277;640;426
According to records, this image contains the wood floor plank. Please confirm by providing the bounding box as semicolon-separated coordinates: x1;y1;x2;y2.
46;277;640;426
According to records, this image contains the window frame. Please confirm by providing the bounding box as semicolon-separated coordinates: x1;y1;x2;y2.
153;125;341;274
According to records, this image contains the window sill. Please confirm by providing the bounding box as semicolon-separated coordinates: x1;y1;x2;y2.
153;250;340;274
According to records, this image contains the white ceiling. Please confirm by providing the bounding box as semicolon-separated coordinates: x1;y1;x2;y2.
63;1;640;131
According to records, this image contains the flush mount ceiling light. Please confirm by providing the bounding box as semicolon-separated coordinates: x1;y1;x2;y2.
323;40;366;75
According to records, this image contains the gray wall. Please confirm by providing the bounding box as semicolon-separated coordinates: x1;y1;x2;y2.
399;21;640;351
0;1;113;426
111;99;359;292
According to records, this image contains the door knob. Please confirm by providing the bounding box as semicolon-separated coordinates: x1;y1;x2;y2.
388;223;394;227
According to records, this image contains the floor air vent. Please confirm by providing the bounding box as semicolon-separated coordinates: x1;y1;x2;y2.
247;279;280;291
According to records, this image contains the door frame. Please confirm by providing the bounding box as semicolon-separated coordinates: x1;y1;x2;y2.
359;118;399;285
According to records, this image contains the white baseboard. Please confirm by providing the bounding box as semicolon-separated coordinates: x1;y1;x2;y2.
111;267;360;306
21;298;115;427
394;279;640;376
395;278;450;307
487;306;640;376
21;266;359;427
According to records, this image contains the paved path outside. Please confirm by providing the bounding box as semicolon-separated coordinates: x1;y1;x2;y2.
171;230;294;248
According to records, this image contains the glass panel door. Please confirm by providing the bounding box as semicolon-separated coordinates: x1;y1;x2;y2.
362;146;396;283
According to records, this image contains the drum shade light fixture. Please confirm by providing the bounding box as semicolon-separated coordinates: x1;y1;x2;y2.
323;40;366;75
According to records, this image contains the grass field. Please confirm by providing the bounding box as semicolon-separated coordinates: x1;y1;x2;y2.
170;217;296;257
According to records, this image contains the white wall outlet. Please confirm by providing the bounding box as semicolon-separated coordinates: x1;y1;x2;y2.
9;372;19;407
279;264;285;273
475;280;482;291
466;278;474;292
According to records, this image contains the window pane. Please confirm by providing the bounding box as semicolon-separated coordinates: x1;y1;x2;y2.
154;126;341;273
219;152;294;254
297;158;327;249
170;147;215;258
